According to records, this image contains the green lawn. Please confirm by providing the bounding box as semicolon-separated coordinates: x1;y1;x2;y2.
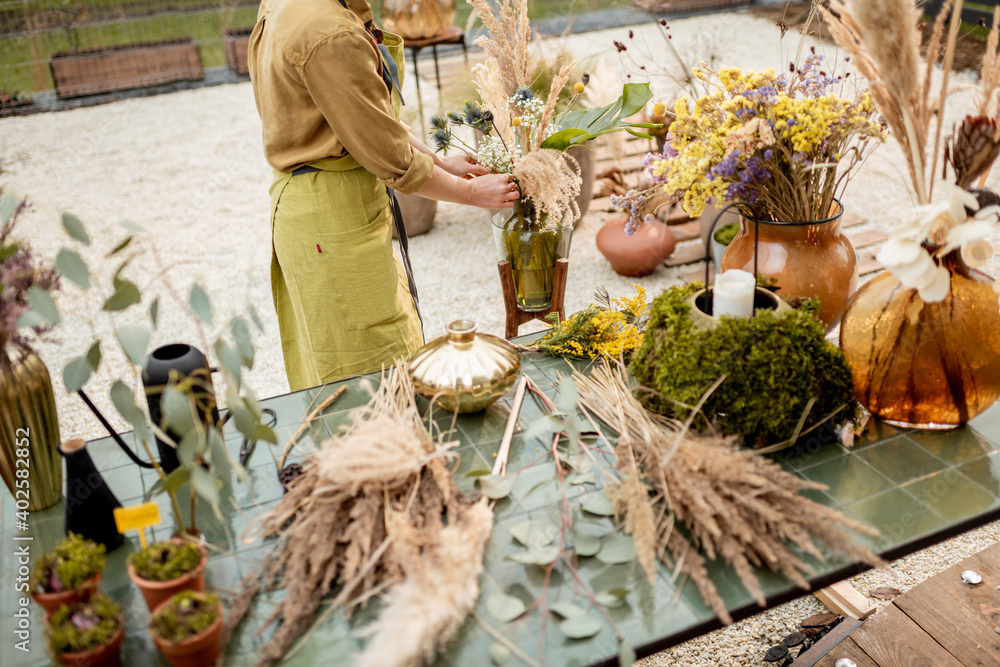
0;0;625;94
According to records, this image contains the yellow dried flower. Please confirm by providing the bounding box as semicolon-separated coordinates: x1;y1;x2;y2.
512;117;522;127
574;82;586;94
652;102;667;116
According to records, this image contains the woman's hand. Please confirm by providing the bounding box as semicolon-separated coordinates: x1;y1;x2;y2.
439;154;489;178
467;173;520;209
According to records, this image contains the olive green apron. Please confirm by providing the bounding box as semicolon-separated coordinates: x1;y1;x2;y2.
269;32;422;391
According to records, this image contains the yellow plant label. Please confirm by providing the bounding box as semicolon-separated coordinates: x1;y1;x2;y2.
114;502;162;548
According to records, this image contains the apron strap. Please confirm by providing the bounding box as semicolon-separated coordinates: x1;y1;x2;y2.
387;188;422;329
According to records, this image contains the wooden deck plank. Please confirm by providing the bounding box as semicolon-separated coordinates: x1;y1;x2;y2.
845;604;964;667
894;578;1000;665
795;617;865;667
815;636;881;667
934;544;1000;627
846;229;888;250
664;241;709;267
857;248;883;276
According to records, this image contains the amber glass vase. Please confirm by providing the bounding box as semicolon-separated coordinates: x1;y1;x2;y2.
380;0;456;40
721;201;857;329
839;252;1000;429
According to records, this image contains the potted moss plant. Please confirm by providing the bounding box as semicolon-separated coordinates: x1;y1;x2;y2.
31;533;105;615
46;595;124;667
148;590;223;667
128;538;207;612
711;222;738;270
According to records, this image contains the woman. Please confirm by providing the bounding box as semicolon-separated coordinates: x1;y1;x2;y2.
248;0;516;391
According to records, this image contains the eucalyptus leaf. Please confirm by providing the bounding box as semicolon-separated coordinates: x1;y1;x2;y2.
507;545;560;566
104;277;141;312
249;303;264;332
189;284;212;325
215;339;242;384
19;287;60;327
231;317;254;368
556;612;602;639
465;468;493;478
596;535;636;565
557;381;579;416
229;401;255;441
486;594;527;623
1;195;19;224
85;341;101;370
208;428;233;485
189;463;221;508
570;531;602;557
116;324;150;366
109;381;147;433
594;592;627;609
63;356;93;393
548;601;585;619
581;493;615;517
61;212;90;245
566;472;596;486
146;466;190;498
149;297;159;327
478;474;513;500
254;423;278;444
160;387;197;437
619;641;636;666
55;249;90;288
106;235;132;257
176;431;199;467
489;642;511;665
509;521;559;549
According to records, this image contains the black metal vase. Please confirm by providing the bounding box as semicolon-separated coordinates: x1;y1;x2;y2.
142;344;219;474
61;438;124;551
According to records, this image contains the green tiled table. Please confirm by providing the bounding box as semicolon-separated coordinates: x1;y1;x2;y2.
3;349;1000;667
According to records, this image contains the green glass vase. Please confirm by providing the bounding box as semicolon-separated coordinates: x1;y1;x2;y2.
0;348;62;510
492;199;573;312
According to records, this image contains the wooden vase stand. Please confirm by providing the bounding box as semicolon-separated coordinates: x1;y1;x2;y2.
498;258;568;339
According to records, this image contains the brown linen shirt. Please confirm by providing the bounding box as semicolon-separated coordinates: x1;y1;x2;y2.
247;0;433;194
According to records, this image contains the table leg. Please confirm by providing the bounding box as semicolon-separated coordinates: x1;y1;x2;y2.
432;45;443;102
410;46;425;129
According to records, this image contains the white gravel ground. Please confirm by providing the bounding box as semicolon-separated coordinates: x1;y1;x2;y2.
2;9;999;666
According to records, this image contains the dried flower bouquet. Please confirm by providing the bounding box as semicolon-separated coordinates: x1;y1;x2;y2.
615;52;885;232
229;365;492;667
822;0;1000;307
575;361;882;623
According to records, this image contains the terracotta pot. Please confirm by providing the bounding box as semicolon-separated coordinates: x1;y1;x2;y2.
55;618;124;667
596;215;676;277
32;573;101;616
150;600;224;667
128;542;207;612
840;251;1000;428
392;191;437;238
721;200;856;330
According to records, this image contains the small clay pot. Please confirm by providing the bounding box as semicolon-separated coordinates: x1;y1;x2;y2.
149;600;224;667
596;215;676;277
32;573;101;616
55;618;124;667
128;541;208;612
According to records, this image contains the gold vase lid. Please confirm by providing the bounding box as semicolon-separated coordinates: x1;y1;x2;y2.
408;320;521;413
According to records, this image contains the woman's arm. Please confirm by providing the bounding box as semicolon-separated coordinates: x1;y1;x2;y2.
409;134;489;178
416;166;518;209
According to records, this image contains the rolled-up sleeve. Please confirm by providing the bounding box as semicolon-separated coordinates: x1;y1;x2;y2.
301;30;433;194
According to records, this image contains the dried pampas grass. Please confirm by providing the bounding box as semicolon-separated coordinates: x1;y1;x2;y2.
469;0;530;98
234;365;491;667
514;148;581;225
576;361;882;624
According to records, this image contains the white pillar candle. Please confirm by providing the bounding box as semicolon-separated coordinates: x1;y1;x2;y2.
712;269;756;318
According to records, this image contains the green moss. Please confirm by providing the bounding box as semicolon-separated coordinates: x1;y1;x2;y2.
129;540;202;583
149;591;220;644
713;222;739;246
47;594;121;656
629;284;859;447
32;533;105;593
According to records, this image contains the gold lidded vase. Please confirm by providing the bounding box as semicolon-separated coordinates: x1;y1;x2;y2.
409;320;521;413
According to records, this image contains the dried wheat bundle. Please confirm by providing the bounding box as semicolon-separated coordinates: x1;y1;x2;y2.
241;365;491;667
575;361;882;624
469;0;530;97
821;0;955;203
